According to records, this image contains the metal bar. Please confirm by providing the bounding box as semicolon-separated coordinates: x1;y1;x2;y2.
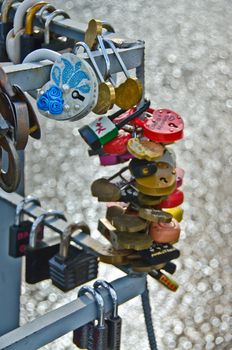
3;1;141;45
0;195;21;336
0;274;146;350
0;190;117;258
3;44;144;91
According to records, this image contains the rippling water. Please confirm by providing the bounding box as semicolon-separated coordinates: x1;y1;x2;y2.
22;0;232;349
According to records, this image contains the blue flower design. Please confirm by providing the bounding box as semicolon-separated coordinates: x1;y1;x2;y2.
49;99;64;115
37;95;49;111
47;86;63;100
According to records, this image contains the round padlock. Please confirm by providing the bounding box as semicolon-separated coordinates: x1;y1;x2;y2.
149;218;181;243
142;109;184;143
135;163;176;196
36;52;98;121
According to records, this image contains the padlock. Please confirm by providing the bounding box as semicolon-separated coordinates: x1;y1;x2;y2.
99;152;133;166
91;178;121;202
94;280;122;350
35;50;98;121
25;210;67;284
74;41;115;116
74;286;108;350
6;0;41;63
135;161;176;197
109;230;153;251
158;189;184;209
79;99;150;150
129;158;157;178
42;9;75;51
104;38;143;110
138;208;173;224
111;213;147;233
102;129;132;155
49;222;98;292
19;2;48;63
9;195;41;258
0;0;16;61
0;131;20;192
149;269;179;292
139;243;180;265
164;206;184;222
149;218;181;243
133;108;184;143
85;18;115;51
127;137;165;161
176;167;185;188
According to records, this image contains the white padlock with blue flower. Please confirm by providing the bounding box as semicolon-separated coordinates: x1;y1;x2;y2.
37;52;98;121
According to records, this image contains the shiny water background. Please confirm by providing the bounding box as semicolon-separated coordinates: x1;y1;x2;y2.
22;0;232;349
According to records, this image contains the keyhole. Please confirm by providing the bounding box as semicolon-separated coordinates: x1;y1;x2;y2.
160;177;168;183
72;90;85;101
169;123;178;128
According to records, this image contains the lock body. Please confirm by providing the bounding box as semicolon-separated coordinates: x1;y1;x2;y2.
9;220;32;257
49;245;99;292
25;242;60;284
0;22;13;61
106;316;122;350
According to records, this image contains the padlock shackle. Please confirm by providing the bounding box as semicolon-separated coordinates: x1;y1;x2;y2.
13;0;39;35
78;286;105;327
73;42;105;83
44;9;70;45
104;38;130;79
37;3;56;25
116;99;150;129
29;210;66;248
59;222;91;258
15;195;41;226
1;0;18;23
23;48;61;63
0;135;20;192
25;1;48;36
94;280;118;318
96;35;111;81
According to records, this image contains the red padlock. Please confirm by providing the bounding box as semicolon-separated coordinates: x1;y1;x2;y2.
158;189;184;209
113;107;184;143
103;130;132;155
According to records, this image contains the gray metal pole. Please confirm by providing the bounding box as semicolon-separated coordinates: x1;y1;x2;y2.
0;196;21;335
0;274;146;350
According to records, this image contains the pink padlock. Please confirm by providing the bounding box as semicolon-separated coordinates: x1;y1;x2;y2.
176;168;185;188
99;152;133;166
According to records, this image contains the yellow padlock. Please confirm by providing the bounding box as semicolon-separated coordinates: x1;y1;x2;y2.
164;207;184;222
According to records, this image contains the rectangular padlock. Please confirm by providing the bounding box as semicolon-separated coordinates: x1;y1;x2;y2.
79;100;150;150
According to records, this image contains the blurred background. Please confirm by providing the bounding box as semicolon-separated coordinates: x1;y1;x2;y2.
22;0;232;349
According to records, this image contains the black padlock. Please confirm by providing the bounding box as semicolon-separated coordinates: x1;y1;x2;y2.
94;280;122;350
19;2;48;63
49;222;98;292
73;322;94;349
42;9;75;51
9;195;41;258
0;0;15;61
25;210;66;284
75;286;108;350
139;243;180;265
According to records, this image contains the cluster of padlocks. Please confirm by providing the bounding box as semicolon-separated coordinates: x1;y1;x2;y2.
0;0;185;348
